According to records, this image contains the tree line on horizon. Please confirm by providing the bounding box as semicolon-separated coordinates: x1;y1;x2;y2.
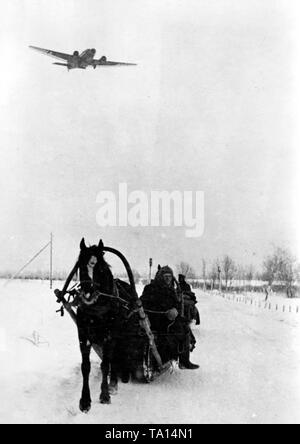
1;246;299;298
175;247;300;298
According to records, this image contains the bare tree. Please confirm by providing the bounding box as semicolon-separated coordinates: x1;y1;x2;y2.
209;259;221;290
262;252;280;286
245;264;255;282
176;261;196;279
235;264;254;291
222;255;236;289
245;264;255;291
276;249;299;298
202;259;207;290
235;265;245;292
263;247;300;297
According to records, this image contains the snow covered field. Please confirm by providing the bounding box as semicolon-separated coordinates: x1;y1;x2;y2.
0;279;300;424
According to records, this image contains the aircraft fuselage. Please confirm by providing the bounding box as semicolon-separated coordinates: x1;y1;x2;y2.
67;48;96;69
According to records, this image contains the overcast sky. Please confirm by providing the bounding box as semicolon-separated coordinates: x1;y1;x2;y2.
0;0;299;275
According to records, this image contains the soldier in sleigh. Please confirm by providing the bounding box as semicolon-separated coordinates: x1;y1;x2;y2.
141;266;199;370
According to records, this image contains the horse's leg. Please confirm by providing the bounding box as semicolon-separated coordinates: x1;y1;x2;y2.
109;368;118;395
79;333;92;413
109;339;119;395
118;338;131;384
100;340;111;404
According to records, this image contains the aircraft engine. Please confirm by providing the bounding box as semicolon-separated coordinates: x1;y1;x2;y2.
73;51;79;57
100;56;107;63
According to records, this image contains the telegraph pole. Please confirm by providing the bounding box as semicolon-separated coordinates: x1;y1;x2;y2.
50;233;53;289
218;266;222;292
149;258;153;283
4;240;51;286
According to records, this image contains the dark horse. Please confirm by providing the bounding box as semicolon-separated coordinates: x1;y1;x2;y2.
55;239;170;413
76;238;134;412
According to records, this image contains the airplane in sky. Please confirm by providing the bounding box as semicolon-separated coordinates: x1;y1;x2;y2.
29;46;137;70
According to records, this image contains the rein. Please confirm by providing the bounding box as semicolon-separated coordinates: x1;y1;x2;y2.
73;280;131;308
145;309;168;315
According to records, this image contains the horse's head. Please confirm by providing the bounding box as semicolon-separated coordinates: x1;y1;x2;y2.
78;238;113;295
79;238;103;269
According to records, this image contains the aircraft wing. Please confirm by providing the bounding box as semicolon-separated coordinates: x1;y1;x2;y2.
29;46;71;61
94;59;137;66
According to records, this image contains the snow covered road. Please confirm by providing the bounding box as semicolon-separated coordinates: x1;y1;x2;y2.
0;280;299;424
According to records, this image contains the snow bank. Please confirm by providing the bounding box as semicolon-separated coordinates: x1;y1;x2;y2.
0;280;299;424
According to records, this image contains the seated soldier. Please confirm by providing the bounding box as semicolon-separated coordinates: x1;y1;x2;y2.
178;274;196;299
141;266;199;370
178;274;200;326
